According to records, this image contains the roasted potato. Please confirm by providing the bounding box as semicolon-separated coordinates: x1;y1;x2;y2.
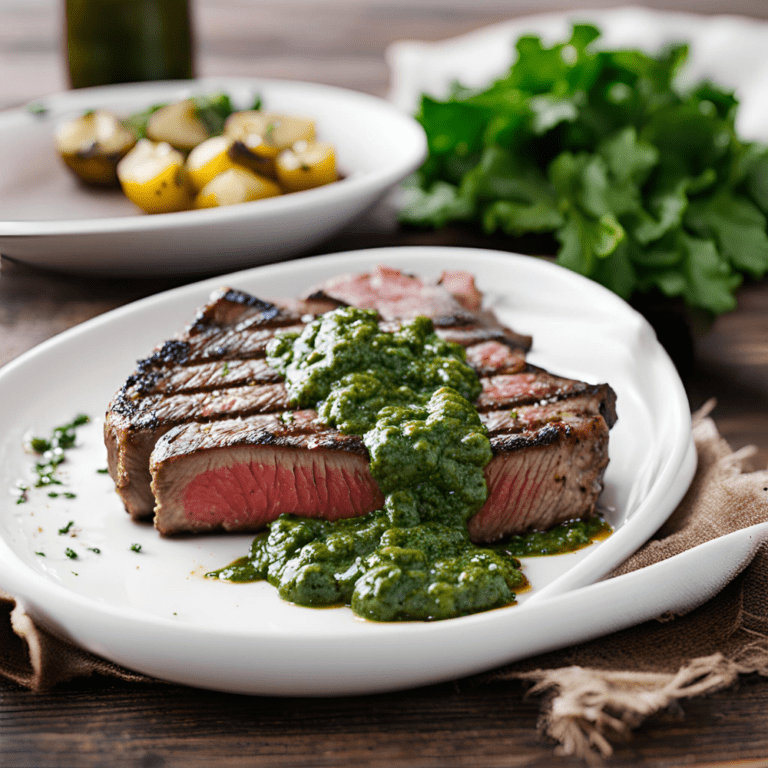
117;139;192;214
146;99;210;152
224;111;316;167
55;110;136;186
194;167;282;209
276;140;337;192
186;135;243;192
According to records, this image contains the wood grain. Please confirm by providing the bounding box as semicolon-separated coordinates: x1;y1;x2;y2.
2;1;768;765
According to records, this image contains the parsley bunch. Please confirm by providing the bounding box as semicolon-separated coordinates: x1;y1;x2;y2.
400;24;768;314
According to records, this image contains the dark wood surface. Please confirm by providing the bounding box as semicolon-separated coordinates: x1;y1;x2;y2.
3;1;768;765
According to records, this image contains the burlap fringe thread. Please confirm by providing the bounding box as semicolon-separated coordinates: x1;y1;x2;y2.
516;654;744;767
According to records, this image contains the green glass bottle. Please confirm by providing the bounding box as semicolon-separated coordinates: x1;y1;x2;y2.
66;0;195;89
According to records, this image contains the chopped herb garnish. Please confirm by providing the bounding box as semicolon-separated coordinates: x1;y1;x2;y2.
58;521;75;535
65;548;78;559
96;467;109;474
88;547;101;554
30;437;52;453
35;551;45;557
19;415;90;501
130;543;142;553
221;361;230;377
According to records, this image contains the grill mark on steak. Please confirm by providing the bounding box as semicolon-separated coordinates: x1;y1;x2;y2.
105;266;617;542
121;358;282;398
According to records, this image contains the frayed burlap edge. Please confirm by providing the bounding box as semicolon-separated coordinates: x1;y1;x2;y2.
514;651;768;767
0;589;156;691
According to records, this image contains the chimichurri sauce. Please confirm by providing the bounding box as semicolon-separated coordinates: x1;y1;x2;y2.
207;308;607;621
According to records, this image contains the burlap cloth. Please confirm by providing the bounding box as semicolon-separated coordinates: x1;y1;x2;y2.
2;403;768;763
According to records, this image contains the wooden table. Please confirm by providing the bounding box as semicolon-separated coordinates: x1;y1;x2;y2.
2;1;768;765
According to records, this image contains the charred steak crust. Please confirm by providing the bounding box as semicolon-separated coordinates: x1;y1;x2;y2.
104;268;617;542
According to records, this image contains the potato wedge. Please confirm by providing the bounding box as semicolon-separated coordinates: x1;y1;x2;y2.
55;109;136;186
224;111;315;159
146;99;210;152
194;167;282;208
276;140;337;192
117;139;192;214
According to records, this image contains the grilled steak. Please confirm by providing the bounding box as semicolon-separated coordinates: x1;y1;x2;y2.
104;267;616;542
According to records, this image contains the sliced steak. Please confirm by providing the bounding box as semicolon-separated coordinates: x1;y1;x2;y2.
105;287;299;520
471;387;615;542
150;411;384;535
104;266;616;542
149;384;616;540
105;268;533;521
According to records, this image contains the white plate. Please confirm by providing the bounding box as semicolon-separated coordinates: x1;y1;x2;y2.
0;246;696;696
0;78;426;276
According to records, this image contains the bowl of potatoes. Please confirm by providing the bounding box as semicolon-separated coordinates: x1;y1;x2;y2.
0;78;427;276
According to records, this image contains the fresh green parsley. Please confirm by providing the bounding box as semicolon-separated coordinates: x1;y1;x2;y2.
400;24;768;315
130;543;142;553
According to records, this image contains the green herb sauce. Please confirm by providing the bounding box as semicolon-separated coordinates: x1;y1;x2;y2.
208;308;606;621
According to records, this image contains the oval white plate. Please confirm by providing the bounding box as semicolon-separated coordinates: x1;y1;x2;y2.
0;246;696;695
0;78;426;276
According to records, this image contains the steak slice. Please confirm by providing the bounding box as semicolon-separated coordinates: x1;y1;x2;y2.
150;411;384;535
149;385;616;540
105;287;300;520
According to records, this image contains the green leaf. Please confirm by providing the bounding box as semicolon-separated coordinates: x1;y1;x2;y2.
633;177;688;244
743;148;768;213
398;181;474;228
400;22;767;315
462;146;554;203
591;241;637;299
483;199;564;235
549;152;611;218
599;127;658;185
686;193;768;278
555;208;625;275
192;91;236;136
679;233;740;313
